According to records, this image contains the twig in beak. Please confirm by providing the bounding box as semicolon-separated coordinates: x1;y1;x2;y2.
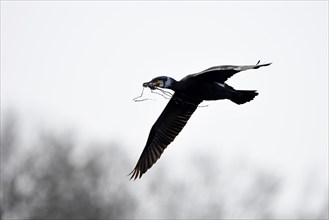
133;87;155;102
151;88;173;99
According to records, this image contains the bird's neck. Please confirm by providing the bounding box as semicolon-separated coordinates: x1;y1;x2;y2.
166;77;179;91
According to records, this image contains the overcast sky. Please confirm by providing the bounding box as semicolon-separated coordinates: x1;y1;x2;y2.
1;1;328;214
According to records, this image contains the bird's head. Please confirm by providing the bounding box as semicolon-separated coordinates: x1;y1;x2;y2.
143;76;176;90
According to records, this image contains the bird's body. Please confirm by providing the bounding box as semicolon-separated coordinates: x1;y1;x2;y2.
130;61;271;180
173;79;238;101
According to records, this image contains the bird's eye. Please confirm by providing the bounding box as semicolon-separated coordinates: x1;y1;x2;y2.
156;80;164;87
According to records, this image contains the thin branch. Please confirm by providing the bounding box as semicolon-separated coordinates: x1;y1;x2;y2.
133;87;155;102
151;88;173;100
133;86;208;108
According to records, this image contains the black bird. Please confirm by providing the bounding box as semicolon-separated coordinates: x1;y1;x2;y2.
130;61;271;180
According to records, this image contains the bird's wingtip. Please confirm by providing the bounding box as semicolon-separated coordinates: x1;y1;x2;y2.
128;167;142;181
128;169;136;181
256;60;272;65
254;60;272;69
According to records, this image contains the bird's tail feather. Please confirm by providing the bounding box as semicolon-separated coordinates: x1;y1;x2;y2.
230;90;258;105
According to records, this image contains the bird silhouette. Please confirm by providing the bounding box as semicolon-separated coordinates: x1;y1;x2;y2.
130;61;271;180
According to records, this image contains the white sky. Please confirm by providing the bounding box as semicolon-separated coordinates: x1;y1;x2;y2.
1;1;328;212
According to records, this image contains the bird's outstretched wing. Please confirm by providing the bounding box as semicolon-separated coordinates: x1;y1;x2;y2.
129;93;201;180
188;61;271;83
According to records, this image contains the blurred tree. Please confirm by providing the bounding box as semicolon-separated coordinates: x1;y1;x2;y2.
1;110;19;162
1;110;327;219
1;114;137;219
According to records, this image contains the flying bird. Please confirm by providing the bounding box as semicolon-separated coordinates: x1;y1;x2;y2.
130;61;271;180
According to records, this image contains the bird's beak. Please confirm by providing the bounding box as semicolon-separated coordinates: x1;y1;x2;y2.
143;81;157;90
143;82;150;87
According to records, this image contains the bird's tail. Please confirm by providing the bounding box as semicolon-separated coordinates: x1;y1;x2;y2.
230;90;258;105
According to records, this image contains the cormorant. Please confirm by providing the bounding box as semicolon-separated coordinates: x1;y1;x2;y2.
130;61;271;180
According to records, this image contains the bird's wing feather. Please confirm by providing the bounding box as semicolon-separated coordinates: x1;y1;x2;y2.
187;61;271;83
129;93;201;180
